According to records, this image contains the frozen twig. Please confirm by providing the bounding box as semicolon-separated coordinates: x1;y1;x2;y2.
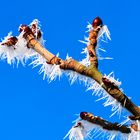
64;112;139;140
18;20;140;118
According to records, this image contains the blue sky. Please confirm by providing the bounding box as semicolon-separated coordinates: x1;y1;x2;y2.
0;0;140;140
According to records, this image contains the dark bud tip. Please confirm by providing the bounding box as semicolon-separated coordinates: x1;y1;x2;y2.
8;36;18;44
74;122;82;128
92;17;103;28
80;112;88;119
129;115;140;120
37;30;42;39
19;25;29;33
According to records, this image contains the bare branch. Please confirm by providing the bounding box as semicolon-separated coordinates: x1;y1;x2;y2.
17;23;140;118
79;112;132;134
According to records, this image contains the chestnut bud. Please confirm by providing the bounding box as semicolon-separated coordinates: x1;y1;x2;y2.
8;36;18;45
80;112;88;119
92;17;103;28
1;36;18;46
19;25;31;33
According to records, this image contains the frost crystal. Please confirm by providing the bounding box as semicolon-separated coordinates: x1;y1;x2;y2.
30;54;62;82
66;70;124;117
29;19;45;45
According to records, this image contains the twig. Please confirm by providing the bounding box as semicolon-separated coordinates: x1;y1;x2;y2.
79;112;132;134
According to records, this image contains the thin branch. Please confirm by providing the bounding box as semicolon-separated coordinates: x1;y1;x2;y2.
86;17;103;68
79;112;132;134
65;112;139;140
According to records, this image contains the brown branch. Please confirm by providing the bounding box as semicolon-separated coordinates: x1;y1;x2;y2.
79;112;137;133
18;21;140;118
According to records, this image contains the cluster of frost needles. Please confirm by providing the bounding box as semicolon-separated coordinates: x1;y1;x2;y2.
66;70;125;118
30;53;62;82
80;22;112;67
0;19;44;66
64;116;137;140
30;48;125;118
31;49;126;118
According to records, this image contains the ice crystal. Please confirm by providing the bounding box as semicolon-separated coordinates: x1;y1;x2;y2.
29;19;45;45
66;70;124;117
30;54;62;82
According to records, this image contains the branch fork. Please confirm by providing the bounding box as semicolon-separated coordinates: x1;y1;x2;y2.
1;17;140;139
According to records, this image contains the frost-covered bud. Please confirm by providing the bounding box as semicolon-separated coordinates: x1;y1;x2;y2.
19;25;34;39
19;25;29;33
92;17;103;28
1;36;18;47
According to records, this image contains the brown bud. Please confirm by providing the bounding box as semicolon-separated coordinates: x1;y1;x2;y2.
80;112;88;119
1;36;18;46
74;122;82;128
31;24;37;29
37;30;42;39
19;25;28;33
131;124;138;131
8;37;18;44
92;17;103;28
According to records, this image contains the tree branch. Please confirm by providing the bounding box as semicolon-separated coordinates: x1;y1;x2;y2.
86;17;103;68
16;21;140;118
78;112;132;134
18;24;140;118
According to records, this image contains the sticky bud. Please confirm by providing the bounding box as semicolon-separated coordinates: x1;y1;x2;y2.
80;112;88;119
92;17;103;28
19;25;30;33
1;36;18;46
8;37;18;44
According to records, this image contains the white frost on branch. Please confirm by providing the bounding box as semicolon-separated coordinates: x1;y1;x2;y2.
0;19;45;66
64;117;130;140
80;22;112;66
80;47;90;67
66;70;124;117
0;31;35;65
29;19;46;45
0;32;16;65
30;53;62;82
103;71;122;87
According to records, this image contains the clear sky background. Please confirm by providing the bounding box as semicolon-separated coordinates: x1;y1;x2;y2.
0;0;140;140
